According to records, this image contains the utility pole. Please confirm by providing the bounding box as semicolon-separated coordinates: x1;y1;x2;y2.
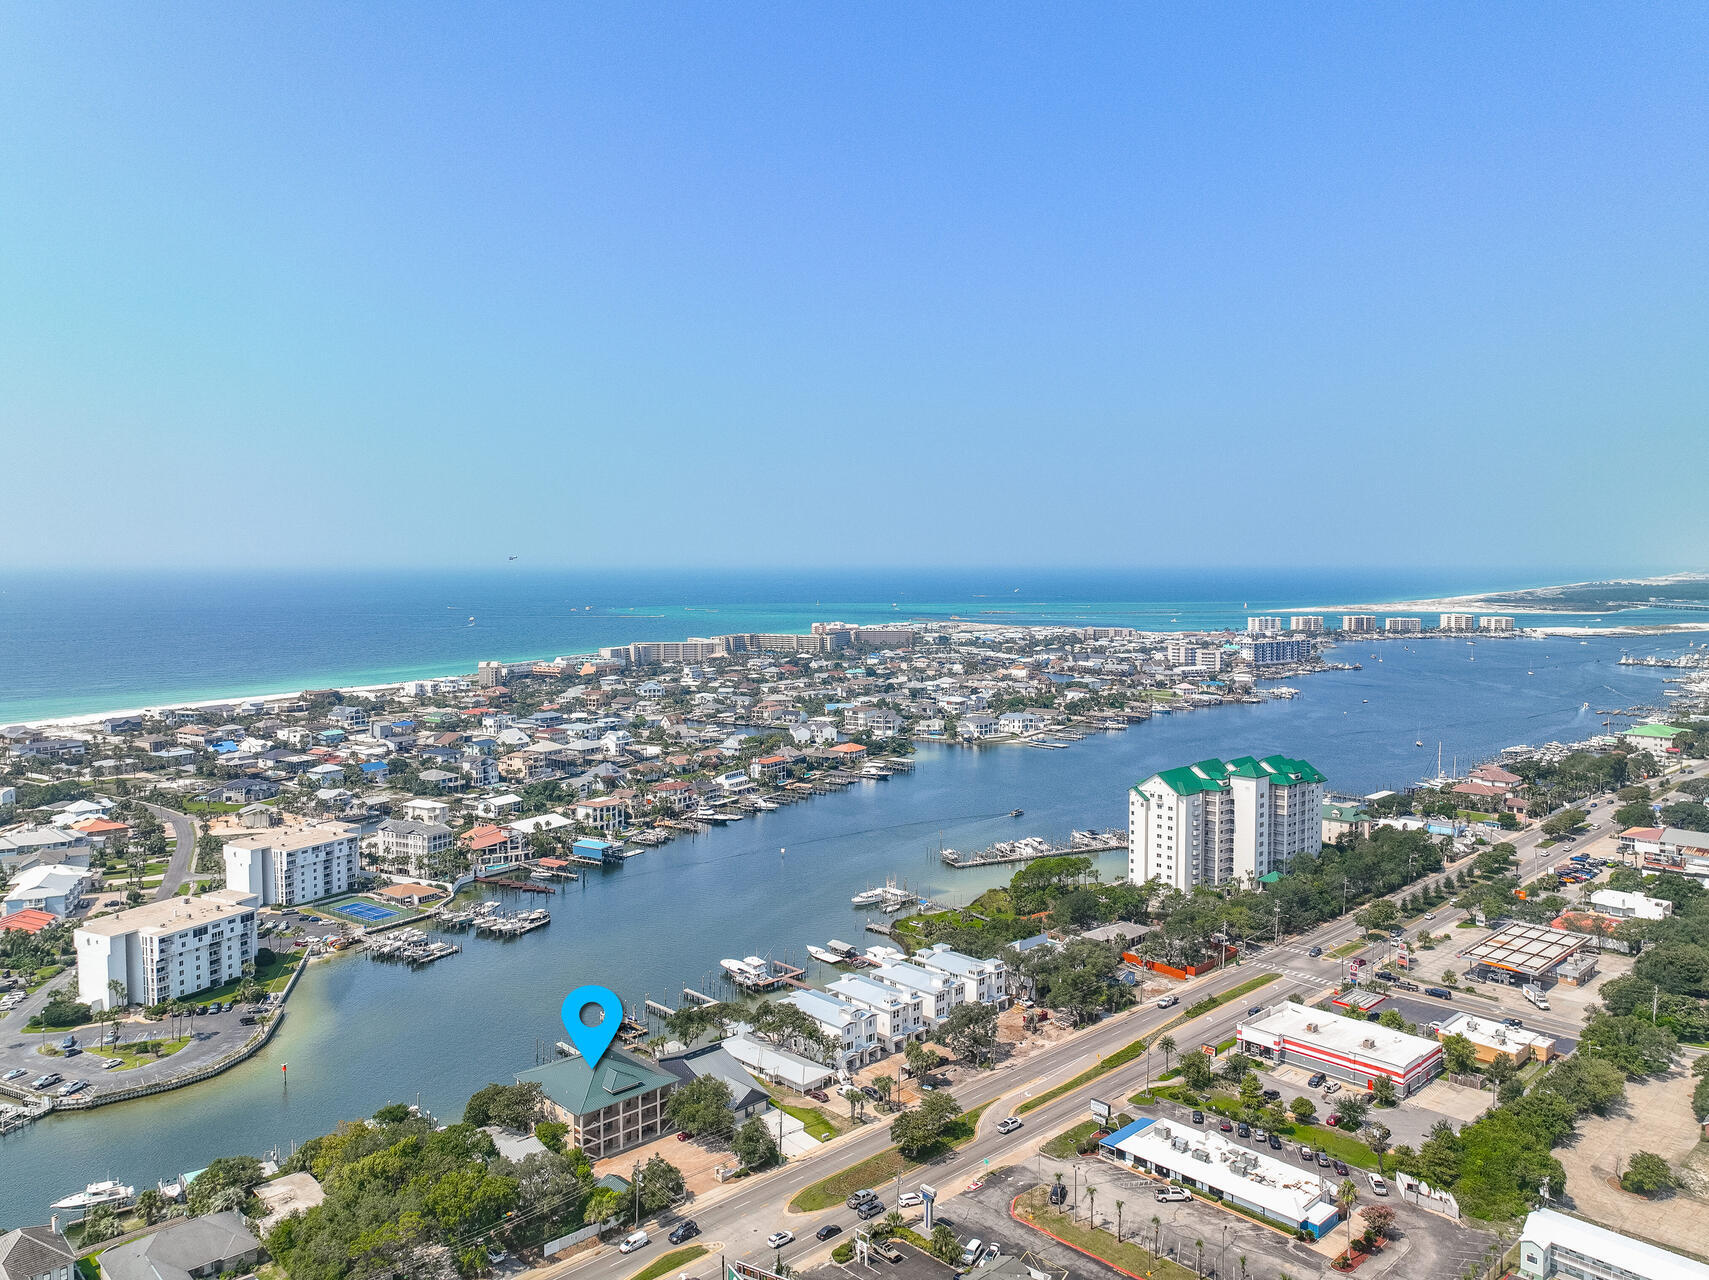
633;1158;641;1228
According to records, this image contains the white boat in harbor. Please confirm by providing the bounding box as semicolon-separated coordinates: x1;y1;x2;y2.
850;887;885;906
753;798;779;810
50;1179;134;1212
806;945;843;965
720;957;761;984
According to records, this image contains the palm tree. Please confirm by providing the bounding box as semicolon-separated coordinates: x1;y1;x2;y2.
1151;1214;1161;1252
1159;1035;1177;1074
1084;1184;1096;1228
1195;1238;1204;1277
135;1188;166;1224
874;1075;896;1110
1114;1198;1124;1243
1338;1178;1359;1258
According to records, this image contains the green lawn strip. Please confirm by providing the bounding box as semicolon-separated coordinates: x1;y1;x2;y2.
1040;1120;1103;1159
771;1097;838;1141
178;951;299;1008
105;1035;192;1070
1013;1187;1197;1280
1329;940;1366;959
789;1103;989;1211
627;1245;707;1280
1016;973;1280;1116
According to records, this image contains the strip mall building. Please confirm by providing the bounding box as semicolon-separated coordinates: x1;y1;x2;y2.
1236;1004;1443;1096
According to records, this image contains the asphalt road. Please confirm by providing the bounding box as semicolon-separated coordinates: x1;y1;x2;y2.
145;802;196;900
537;761;1709;1279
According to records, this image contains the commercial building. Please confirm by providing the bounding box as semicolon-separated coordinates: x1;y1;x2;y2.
1621;723;1690;752
720;1032;836;1093
1129;755;1326;892
1480;616;1515;632
1239;638;1311;666
517;1046;678;1159
1246;617;1283;634
1439;613;1477;631
76;889;260;1011
1097;1117;1341;1238
1236;1004;1443;1096
1434;1012;1556;1067
1622;826;1709;879
1458;921;1599;987
1382;617;1421;634
1289;616;1324;633
1586;889;1672;922
223;822;359;907
1340;615;1376;633
1518;1208;1709;1280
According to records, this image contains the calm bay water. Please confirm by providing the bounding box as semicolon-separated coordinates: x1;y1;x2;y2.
0;628;1690;1223
0;566;1685;723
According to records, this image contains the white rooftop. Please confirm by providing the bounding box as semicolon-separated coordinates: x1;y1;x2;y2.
1521;1208;1709;1280
225;822;353;852
75;889;258;937
1435;1012;1555;1057
1111;1119;1337;1226
1238;1004;1440;1074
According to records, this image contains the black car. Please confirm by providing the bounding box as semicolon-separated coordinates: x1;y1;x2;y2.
1307;946;1323;957
1050;1183;1068;1205
1262;1088;1281;1102
1307;1072;1327;1088
1246;1006;1264;1017
1332;1159;1350;1176
1191;1109;1204;1124
857;1200;884;1220
816;1224;843;1242
669;1221;700;1245
1424;986;1453;1000
1236;1122;1250;1138
1267;1133;1282;1149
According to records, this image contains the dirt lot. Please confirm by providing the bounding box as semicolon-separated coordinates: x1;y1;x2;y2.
594;1128;736;1197
1555;1070;1703;1244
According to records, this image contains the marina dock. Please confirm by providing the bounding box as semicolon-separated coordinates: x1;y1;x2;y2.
940;828;1125;868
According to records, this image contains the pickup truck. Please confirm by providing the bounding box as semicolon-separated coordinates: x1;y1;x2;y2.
1154;1186;1191;1202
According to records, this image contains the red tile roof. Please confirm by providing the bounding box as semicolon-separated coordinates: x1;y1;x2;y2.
0;909;57;934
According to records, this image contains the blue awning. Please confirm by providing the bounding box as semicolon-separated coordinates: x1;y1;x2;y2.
1098;1117;1154;1150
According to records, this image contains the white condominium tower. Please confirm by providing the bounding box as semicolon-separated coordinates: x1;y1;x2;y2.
1128;755;1327;892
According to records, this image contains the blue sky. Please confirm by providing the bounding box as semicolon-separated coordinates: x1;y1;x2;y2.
2;5;1705;573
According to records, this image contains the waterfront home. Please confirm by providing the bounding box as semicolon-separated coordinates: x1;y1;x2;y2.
574;795;632;832
398;797;453;826
910;943;1010;1008
996;710;1044;736
0;1223;76;1280
98;1211;262;1280
371;819;455;877
843;706;904;736
515;1046;678;1159
781;989;879;1069
1;864;91;918
827;974;927;1053
659;1043;771;1123
472;792;523;819
957;712;999;740
868;960;962;1023
464;823;525;868
826;741;868;764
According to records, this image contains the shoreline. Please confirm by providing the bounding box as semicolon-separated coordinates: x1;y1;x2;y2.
12;609;1709;736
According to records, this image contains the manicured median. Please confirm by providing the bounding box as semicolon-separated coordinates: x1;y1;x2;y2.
628;1245;707;1280
789;1103;988;1211
1016;973;1280;1116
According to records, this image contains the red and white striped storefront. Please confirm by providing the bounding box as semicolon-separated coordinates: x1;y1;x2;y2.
1237;1005;1443;1096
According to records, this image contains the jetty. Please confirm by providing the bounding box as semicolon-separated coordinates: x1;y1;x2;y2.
940;828;1126;869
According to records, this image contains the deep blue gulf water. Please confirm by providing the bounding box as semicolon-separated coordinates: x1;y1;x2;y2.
0;566;1695;722
0;624;1698;1223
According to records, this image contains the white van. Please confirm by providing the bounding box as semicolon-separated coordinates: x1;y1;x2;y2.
960;1239;983;1266
619;1230;650;1254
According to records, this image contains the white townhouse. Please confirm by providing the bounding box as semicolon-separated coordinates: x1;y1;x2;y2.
223;822;359;908
870;960;963;1022
371;819;455;877
911;943;1010;1008
842;707;904;737
827;974;927;1053
76;890;259;1011
997;710;1044;736
781;989;878;1070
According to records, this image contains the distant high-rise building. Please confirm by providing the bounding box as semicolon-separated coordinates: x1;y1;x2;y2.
1289;616;1324;633
1341;615;1376;633
1246;617;1283;635
1128;756;1326;891
1241;637;1311;666
1383;617;1422;634
1480;616;1515;632
1439;613;1477;631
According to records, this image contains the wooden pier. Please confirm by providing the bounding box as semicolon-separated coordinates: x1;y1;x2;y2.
475;876;555;893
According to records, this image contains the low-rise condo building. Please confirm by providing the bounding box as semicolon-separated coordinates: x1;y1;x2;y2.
76;889;259;1011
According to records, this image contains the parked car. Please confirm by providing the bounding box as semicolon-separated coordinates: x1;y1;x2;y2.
899;1191;924;1208
58;1080;88;1097
1262;1088;1281;1101
806;1089;830;1103
1307;1072;1328;1087
816;1224;843;1242
959;1240;984;1268
1368;1174;1389;1196
1251;1127;1267;1142
1424;986;1453;1000
1322;1081;1342;1095
0;1068;24;1082
1316;1151;1331;1167
1235;1122;1250;1138
485;1247;507;1265
30;1074;60;1090
618;1231;650;1254
1155;1186;1190;1203
766;1231;795;1250
1327;1114;1341;1127
1049;1183;1068;1205
1332;1159;1350;1176
1267;1134;1283;1149
1218;1119;1233;1132
668;1221;700;1245
860;1085;882;1102
1190;1110;1204;1124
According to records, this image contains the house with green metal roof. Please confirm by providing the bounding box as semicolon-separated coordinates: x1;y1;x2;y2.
1129;755;1326;893
516;1046;679;1159
1321;799;1372;842
1621;723;1688;751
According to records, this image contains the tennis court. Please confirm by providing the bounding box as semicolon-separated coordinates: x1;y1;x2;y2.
331;899;403;924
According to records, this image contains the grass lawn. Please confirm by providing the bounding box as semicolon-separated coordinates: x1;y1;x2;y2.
1013;1187;1196;1280
1018;973;1279;1116
188;950;299;1007
1329;939;1367;959
790;1103;989;1210
772;1097;839;1141
27;964;66;992
1040;1119;1103;1159
627;1245;707;1280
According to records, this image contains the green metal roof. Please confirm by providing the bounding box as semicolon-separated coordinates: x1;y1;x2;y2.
1626;724;1687;738
516;1047;678;1118
1322;801;1369;821
1257;870;1283;884
1141;754;1324;796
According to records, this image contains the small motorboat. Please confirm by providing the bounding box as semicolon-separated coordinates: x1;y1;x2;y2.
1010;808;1025;818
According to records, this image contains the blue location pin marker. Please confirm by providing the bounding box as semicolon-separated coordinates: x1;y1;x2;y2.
561;984;623;1068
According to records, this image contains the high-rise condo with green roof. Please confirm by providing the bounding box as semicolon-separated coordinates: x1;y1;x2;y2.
1128;755;1327;892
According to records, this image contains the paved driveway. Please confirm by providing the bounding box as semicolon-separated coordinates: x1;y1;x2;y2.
145;802;197;900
